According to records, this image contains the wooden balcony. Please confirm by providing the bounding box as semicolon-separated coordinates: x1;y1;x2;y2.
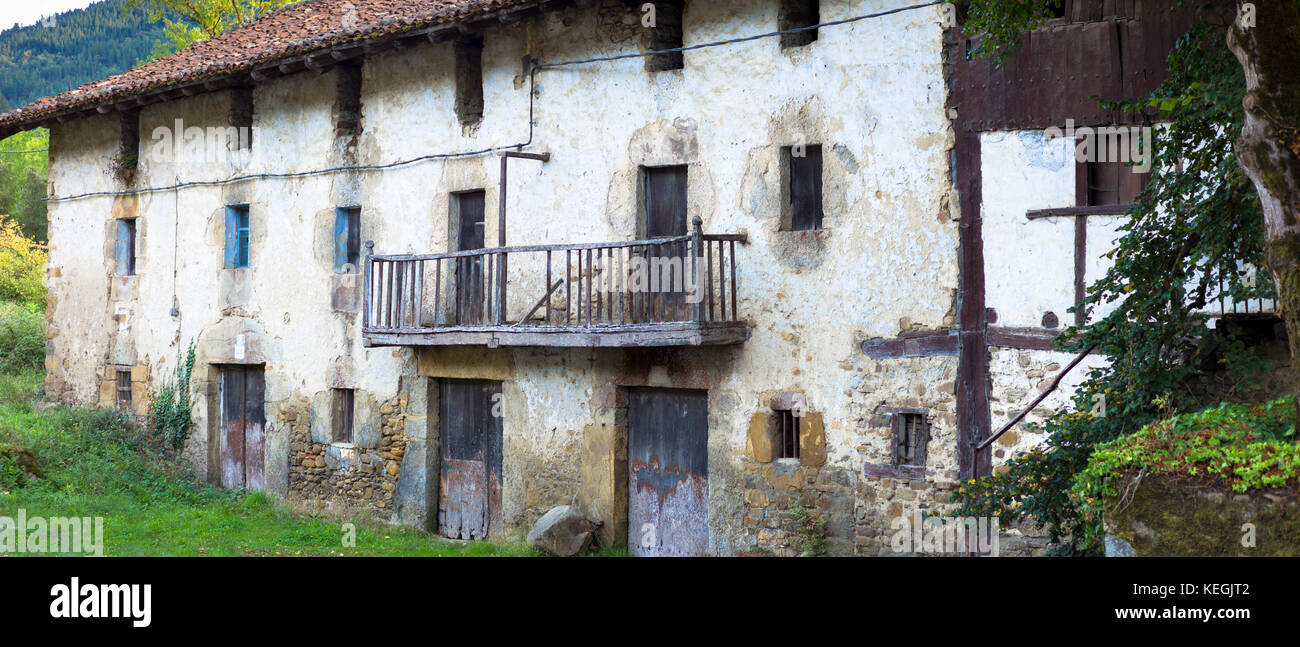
361;220;749;348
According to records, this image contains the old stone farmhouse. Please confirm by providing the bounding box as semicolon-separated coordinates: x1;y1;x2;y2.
0;0;1251;555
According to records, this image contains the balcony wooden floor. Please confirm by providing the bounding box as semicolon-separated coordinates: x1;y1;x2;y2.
362;321;749;348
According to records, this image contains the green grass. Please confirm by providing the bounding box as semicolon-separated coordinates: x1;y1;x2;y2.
0;368;540;557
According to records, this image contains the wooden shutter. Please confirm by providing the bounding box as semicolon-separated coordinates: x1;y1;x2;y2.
455;191;486;324
335;388;354;443
790;145;823;230
115;219;135;275
334;208;360;272
644;166;688;237
1085;160;1121;206
224;206;240;268
115;368;132;409
237;209;250;267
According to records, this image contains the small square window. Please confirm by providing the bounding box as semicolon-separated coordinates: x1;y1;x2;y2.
115;368;132;410
1084;159;1147;206
334;388;355;444
777;409;801;459
779;0;819;48
224;205;250;268
893;412;930;467
646;1;685;72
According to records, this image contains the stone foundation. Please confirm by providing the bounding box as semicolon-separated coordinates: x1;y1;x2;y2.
1105;475;1300;557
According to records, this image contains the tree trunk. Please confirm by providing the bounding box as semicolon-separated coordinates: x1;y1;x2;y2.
1227;1;1300;420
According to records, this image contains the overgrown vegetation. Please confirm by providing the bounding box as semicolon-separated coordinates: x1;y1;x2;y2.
0;214;46;305
1072;397;1300;546
784;505;828;557
0;302;43;373
960;2;1279;554
150;340;195;450
0;370;538;556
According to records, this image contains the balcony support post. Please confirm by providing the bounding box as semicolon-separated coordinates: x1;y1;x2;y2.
691;216;704;323
363;240;374;329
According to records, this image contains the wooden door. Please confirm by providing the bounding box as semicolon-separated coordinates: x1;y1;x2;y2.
455;191;486;325
438;379;503;540
628;388;708;557
641;166;689;322
219;365;265;490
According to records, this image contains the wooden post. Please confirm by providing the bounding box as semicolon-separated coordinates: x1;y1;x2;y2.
362;240;374;329
498;155;508;324
691;216;703;323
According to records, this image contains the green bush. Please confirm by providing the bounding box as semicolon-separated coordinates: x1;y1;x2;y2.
1072;397;1300;547
150;340;195;450
0;302;43;371
0;214;46;307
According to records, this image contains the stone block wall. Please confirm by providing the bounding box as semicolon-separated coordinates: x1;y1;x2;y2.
285;392;408;517
740;462;856;556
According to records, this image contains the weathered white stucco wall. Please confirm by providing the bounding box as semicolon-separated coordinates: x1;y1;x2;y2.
981;129;1127;329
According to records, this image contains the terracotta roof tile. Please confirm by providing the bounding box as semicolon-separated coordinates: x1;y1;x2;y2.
0;0;537;133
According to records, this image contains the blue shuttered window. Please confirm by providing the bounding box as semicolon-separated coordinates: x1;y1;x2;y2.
224;205;250;268
115;219;136;275
334;207;361;273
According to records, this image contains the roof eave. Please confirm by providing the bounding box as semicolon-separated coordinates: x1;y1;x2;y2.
0;0;558;140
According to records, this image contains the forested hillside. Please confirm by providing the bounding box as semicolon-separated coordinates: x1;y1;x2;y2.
0;0;163;111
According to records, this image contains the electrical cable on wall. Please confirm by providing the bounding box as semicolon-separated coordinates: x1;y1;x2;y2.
39;1;945;204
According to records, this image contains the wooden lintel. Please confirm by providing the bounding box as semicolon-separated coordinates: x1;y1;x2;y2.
986;327;1060;351
863;462;926;481
1026;205;1132;219
860;330;961;359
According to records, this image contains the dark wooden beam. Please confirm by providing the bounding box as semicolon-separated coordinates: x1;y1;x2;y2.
986;327;1059;351
860;330;961;359
362;322;749;349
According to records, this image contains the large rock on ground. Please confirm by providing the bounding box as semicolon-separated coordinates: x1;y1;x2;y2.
527;505;598;556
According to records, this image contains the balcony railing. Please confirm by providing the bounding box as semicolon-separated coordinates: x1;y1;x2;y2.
361;217;748;348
